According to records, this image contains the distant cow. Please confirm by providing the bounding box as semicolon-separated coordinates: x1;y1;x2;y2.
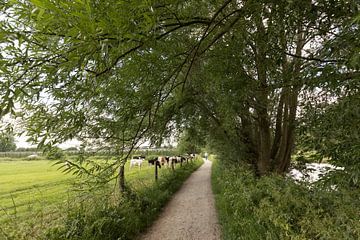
176;156;187;164
148;157;162;169
158;156;168;167
129;156;145;169
148;157;157;165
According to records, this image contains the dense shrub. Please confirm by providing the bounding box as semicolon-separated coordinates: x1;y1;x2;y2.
212;160;360;240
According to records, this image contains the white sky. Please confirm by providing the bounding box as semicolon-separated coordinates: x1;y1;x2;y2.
1;113;81;149
15;134;81;149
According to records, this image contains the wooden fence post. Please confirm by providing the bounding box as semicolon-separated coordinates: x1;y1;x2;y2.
155;161;159;181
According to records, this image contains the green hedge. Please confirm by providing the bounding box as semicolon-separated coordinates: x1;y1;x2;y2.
212;159;360;240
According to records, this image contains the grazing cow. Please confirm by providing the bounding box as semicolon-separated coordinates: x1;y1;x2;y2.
158;156;168;167
148;157;162;169
169;156;177;164
129;156;145;169
176;156;183;164
168;156;177;170
175;156;186;165
148;157;158;166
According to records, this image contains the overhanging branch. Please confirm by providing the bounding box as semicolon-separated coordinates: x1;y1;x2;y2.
285;52;344;63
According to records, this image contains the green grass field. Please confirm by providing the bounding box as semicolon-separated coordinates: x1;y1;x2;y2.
0;157;175;226
0;159;74;223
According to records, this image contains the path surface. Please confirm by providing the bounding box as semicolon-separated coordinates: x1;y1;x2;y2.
140;159;221;240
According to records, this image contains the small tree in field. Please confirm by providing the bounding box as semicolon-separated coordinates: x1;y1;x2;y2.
0;131;17;152
45;146;65;160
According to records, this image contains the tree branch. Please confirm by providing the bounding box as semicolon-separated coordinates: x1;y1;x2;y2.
285;52;344;63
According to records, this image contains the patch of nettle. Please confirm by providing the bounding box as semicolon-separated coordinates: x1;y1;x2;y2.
212;160;360;240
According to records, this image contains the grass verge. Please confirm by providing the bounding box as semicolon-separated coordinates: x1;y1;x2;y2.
211;159;360;240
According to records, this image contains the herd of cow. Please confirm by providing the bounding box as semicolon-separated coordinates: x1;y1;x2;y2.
129;154;196;169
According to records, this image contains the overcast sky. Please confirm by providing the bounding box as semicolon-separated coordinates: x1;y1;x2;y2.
15;134;81;149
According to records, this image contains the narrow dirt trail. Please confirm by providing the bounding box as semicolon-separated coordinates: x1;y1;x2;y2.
140;159;221;240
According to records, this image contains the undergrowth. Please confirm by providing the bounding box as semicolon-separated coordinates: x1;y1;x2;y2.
212;159;360;240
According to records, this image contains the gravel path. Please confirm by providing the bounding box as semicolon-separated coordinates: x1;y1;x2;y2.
140;159;221;240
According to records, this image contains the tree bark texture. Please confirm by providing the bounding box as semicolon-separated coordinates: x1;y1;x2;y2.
118;165;125;193
273;89;298;173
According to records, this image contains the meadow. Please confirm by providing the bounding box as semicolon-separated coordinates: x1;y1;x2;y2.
0;155;201;239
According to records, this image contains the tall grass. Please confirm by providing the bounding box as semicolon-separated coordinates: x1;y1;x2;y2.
212;159;360;240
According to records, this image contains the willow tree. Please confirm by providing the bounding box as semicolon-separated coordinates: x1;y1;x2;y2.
0;0;217;190
0;0;359;183
162;0;359;175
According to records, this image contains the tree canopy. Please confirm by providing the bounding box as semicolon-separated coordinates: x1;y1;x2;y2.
0;0;359;183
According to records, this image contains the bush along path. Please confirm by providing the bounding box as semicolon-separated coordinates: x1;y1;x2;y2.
140;159;221;240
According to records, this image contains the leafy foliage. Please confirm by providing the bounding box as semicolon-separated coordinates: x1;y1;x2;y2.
298;94;360;167
177;128;205;154
212;159;360;240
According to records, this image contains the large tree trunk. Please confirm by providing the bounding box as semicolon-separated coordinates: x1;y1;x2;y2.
118;165;125;193
273;89;298;173
271;92;285;162
256;105;272;176
253;13;273;176
272;22;304;173
239;105;258;165
281;96;297;172
255;60;271;175
272;21;305;174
